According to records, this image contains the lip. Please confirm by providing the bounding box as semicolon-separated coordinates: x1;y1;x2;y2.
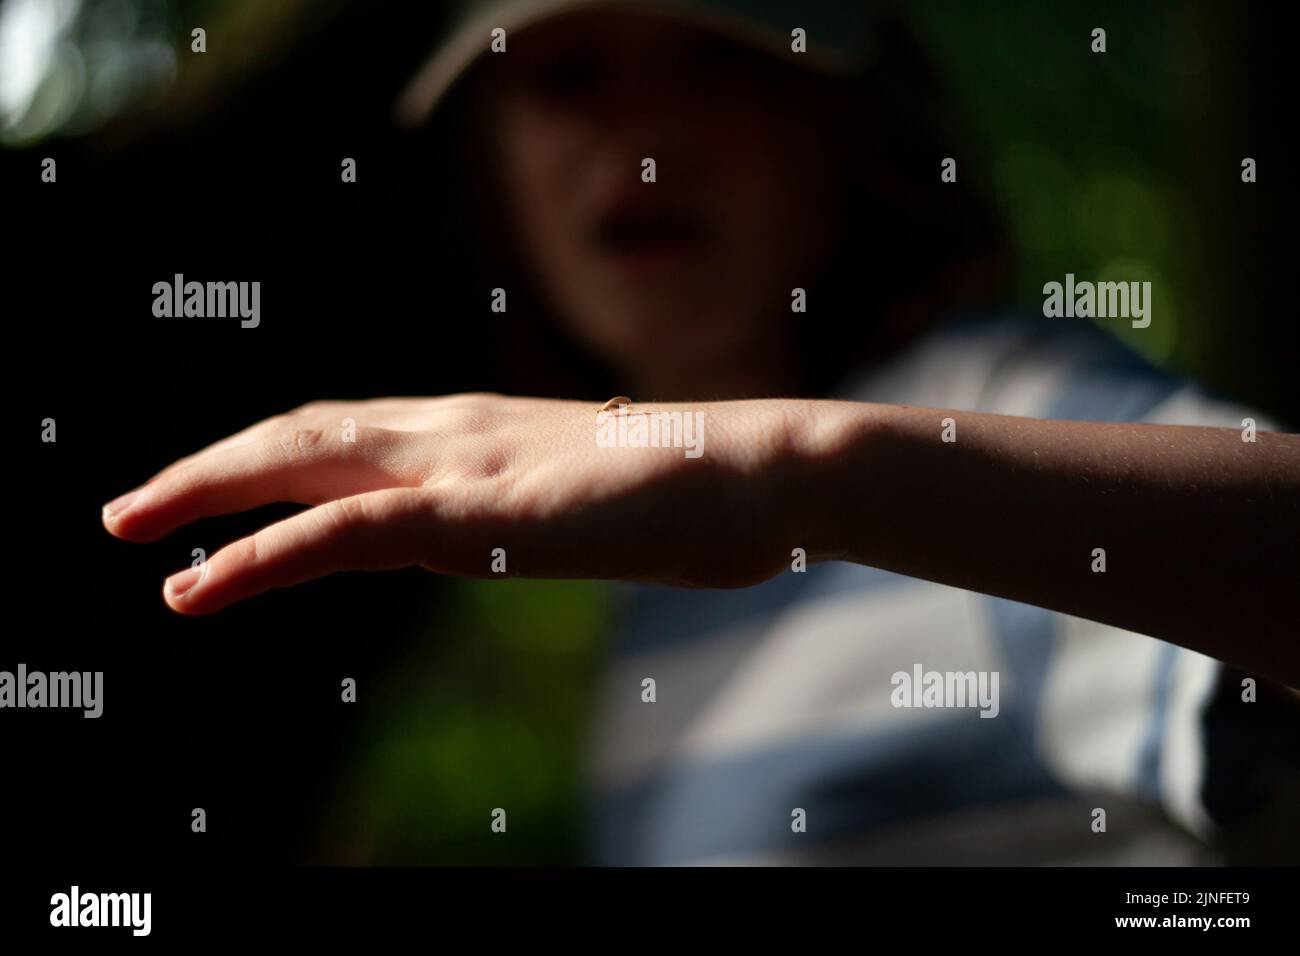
589;204;707;274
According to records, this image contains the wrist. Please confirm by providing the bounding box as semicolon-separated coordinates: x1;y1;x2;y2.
788;399;898;565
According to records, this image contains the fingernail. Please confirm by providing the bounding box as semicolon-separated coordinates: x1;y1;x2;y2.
165;567;203;600
102;489;141;522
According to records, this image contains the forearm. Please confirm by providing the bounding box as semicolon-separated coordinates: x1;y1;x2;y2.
807;401;1300;686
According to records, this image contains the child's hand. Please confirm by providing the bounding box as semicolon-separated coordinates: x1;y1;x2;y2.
102;394;849;614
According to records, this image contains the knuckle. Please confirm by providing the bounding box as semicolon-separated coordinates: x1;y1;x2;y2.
230;533;261;568
151;459;214;499
320;494;371;532
315;495;395;571
271;424;330;460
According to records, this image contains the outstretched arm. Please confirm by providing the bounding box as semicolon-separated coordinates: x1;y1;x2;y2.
101;395;1300;685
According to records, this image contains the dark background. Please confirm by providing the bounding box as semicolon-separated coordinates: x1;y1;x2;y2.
2;0;1291;869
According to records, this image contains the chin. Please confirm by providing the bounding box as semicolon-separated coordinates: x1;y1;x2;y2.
587;305;736;354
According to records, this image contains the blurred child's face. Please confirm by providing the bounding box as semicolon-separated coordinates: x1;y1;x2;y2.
491;13;842;393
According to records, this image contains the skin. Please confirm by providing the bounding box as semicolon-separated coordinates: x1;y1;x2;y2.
104;14;1300;687
488;13;843;398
